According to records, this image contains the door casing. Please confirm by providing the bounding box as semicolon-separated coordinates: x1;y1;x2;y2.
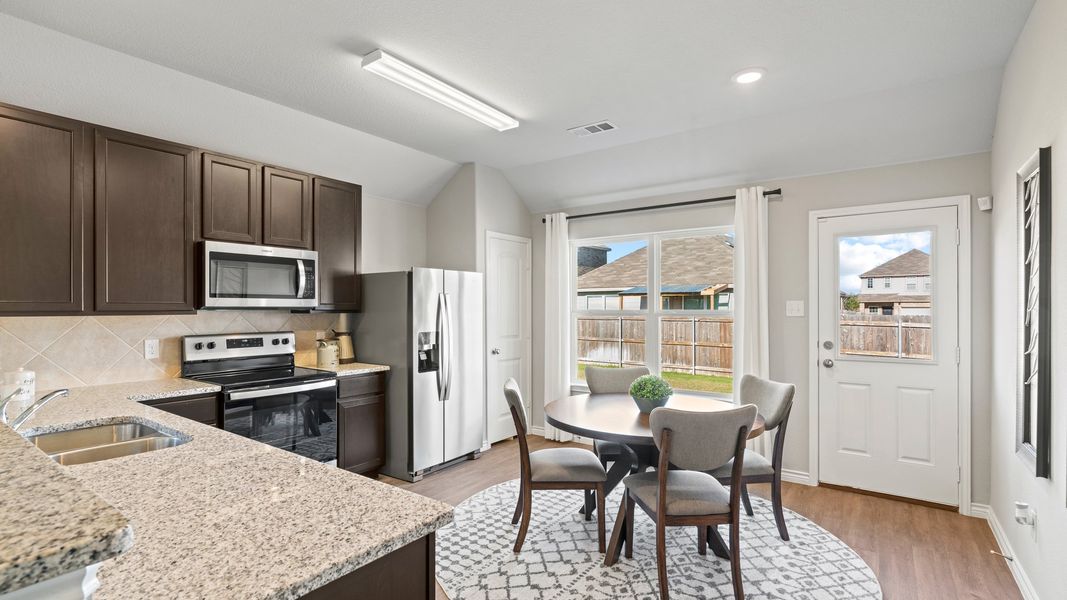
807;195;973;516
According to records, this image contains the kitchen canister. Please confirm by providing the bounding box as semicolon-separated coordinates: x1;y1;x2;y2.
2;368;35;413
317;339;340;370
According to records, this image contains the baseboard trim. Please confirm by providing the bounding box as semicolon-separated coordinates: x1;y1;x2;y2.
530;426;545;437
983;505;1040;600
969;502;991;519
781;468;817;486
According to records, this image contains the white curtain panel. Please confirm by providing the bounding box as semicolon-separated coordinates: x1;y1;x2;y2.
733;186;771;397
543;213;574;442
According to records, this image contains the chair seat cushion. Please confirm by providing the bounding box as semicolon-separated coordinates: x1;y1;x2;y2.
624;471;730;516
708;450;775;478
530;448;608;483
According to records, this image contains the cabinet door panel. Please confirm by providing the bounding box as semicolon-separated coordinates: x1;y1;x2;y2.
338;391;385;476
0;106;88;313
202;153;260;244
313;177;361;311
263;167;311;249
95;129;197;313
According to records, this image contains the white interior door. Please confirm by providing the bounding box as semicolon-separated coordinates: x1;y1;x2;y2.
485;232;532;444
817;205;960;505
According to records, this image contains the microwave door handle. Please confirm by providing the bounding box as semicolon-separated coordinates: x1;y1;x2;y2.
296;260;307;299
436;293;447;402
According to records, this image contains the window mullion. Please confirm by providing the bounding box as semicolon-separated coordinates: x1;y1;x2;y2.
648;234;660;376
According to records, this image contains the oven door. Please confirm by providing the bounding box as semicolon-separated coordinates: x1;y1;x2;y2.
203;241;318;308
223;379;338;463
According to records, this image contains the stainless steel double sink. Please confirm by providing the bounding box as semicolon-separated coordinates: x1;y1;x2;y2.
27;421;188;466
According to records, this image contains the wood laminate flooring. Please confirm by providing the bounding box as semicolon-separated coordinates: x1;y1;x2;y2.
381;436;1020;600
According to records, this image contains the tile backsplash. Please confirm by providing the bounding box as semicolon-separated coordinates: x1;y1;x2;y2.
0;311;342;391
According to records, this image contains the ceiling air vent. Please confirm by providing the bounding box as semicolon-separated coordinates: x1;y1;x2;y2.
568;120;617;137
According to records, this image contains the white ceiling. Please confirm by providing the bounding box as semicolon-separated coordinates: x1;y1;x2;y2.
0;1;1033;211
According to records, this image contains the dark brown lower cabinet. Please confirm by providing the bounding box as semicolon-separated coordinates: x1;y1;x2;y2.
300;533;435;600
337;372;386;478
143;394;219;426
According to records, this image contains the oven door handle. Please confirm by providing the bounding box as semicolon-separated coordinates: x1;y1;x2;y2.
228;379;336;401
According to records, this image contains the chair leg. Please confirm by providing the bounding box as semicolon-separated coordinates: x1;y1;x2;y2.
604;493;629;566
511;479;524;525
514;483;533;553
656;521;669;600
625;493;635;559
697;525;707;556
772;474;789;541
595;484;606;553
584;490;593;521
729;517;744;600
740;482;754;517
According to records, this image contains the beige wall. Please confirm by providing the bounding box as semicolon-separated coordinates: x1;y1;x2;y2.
426;164;478;271
0;312;340;391
361;195;428;273
989;0;1067;595
532;152;993;503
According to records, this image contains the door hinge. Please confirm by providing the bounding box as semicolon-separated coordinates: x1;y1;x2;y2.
958;466;962;483
955;347;961;365
956;228;961;246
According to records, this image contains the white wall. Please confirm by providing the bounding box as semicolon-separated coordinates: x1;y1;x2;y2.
989;0;1067;596
531;153;993;503
0;13;459;205
361;195;428;273
476;164;533;271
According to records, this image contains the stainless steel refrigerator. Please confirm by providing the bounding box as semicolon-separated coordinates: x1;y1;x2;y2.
354;268;485;481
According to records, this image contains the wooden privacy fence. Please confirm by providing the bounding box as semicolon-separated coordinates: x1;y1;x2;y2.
576;316;734;376
839;312;932;359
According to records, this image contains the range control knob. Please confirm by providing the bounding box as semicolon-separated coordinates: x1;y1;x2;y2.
194;342;204;351
281;338;290;345
272;339;280;346
206;342;217;350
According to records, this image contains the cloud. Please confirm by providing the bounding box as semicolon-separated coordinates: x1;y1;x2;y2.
838;232;931;293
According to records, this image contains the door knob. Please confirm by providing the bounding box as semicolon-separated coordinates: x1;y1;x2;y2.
822;359;834;368
491;348;501;355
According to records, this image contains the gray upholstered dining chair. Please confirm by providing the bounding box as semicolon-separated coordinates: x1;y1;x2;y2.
606;404;758;600
708;374;795;540
503;378;608;553
585;366;650;471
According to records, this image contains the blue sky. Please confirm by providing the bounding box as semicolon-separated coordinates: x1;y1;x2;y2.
604;240;646;262
838;231;932;293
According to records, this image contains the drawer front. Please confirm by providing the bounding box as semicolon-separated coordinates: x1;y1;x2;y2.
338;372;386;398
146;394;218;425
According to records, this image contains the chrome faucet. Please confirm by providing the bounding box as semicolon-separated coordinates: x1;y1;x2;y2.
2;389;70;432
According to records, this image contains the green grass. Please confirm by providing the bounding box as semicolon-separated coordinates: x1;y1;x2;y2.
577;363;733;395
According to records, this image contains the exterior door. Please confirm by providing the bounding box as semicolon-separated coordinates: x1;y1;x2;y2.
817;204;959;505
485;233;532;444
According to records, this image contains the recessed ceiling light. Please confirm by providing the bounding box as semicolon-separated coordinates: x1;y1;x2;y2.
731;68;766;84
362;49;519;131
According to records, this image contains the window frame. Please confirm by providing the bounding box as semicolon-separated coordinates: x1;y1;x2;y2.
570;225;734;398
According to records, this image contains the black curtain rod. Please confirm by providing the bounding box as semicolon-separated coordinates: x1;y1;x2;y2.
541;188;782;223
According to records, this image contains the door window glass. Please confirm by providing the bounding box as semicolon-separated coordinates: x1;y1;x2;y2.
838;231;933;360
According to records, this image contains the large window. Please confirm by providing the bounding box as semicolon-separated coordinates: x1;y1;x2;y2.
572;228;734;395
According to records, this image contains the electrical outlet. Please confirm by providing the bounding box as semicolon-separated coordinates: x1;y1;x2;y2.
144;338;160;360
315;330;327;340
786;300;805;317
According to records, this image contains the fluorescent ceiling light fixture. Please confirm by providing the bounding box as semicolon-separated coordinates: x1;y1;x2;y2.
362;49;519;131
731;68;766;84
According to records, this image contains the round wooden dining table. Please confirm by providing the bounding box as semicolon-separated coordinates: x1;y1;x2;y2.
545;392;765;515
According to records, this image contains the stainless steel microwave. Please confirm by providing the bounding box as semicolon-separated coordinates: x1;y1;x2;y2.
202;241;318;308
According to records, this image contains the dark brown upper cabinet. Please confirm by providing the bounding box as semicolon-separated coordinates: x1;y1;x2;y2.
313;177;362;311
94;128;197;313
202;153;261;244
263;166;312;249
0;106;90;315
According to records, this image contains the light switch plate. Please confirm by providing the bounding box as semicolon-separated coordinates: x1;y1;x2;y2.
786;300;805;317
144;338;160;360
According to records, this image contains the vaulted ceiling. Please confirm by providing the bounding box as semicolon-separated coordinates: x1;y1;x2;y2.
0;1;1034;211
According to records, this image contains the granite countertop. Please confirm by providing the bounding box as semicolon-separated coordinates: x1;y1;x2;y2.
3;377;451;600
296;361;390;378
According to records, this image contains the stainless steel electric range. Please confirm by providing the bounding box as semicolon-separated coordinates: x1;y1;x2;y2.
180;331;338;463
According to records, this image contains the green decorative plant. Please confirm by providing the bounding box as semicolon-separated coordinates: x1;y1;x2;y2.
629;375;673;414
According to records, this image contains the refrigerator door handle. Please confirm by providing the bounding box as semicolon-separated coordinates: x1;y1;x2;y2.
442;293;455;402
436;293;447;402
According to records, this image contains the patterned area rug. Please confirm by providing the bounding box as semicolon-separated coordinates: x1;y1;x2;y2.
437;479;882;599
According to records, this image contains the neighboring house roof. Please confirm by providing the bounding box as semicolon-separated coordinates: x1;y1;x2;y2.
859;249;930;278
857;293;932;304
576;235;734;290
618;284;720;296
